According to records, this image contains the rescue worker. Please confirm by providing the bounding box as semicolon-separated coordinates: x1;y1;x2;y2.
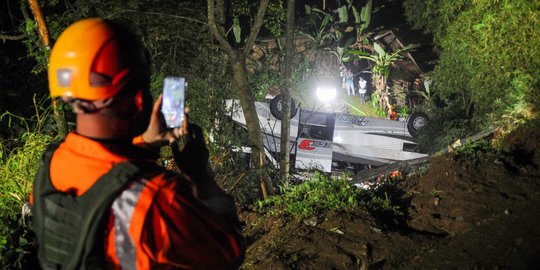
32;18;244;269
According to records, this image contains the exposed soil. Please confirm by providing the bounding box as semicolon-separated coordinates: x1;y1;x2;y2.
238;126;540;269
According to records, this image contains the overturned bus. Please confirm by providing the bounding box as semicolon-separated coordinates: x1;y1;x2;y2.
226;97;429;173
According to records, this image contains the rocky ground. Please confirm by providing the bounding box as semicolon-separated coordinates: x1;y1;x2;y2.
238;126;540;269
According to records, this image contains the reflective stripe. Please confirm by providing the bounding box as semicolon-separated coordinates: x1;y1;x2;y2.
112;179;147;270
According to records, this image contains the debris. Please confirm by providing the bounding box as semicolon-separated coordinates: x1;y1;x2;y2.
442;128;499;154
304;217;318;226
433;197;440;207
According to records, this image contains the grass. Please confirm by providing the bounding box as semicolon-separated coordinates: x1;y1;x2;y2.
256;172;406;222
0;132;52;212
338;90;385;117
0;99;54;268
297;88;385;118
256;172;361;219
0;131;52;269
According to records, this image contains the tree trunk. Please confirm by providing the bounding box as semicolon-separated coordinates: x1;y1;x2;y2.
230;53;274;197
279;0;295;183
27;0;68;138
207;0;273;198
374;74;391;110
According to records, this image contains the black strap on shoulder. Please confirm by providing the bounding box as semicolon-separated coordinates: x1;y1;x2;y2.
33;141;162;270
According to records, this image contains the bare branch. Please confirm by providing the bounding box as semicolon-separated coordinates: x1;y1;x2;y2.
0;33;26;41
207;0;235;56
242;0;270;56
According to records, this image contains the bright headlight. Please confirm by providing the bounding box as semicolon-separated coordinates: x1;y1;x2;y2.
316;86;336;101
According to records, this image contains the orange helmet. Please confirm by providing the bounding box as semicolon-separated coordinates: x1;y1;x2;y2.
48;18;149;101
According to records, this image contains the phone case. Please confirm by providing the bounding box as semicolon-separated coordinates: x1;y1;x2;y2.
161;77;185;128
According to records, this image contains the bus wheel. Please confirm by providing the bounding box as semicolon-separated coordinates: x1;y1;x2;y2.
407;112;429;137
270;95;298;120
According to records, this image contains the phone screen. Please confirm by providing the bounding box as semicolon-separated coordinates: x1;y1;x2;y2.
161;77;185;128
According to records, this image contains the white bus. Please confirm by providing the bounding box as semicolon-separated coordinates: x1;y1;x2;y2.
226;96;428;173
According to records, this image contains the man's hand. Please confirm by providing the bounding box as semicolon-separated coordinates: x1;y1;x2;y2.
141;94;189;145
171;124;209;177
171;123;224;200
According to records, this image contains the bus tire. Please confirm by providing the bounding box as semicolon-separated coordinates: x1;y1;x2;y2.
407;112;429;137
270;95;298;120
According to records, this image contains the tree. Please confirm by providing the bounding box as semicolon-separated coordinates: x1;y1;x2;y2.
279;0;295;182
207;0;274;197
25;0;68;138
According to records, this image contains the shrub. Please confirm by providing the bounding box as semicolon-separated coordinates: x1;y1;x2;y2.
404;0;539;137
256;172;361;219
256;172;407;222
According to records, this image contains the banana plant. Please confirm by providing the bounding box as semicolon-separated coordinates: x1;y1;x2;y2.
301;0;373;62
421;77;433;101
349;42;419;109
339;0;372;62
357;0;372;36
300;5;337;47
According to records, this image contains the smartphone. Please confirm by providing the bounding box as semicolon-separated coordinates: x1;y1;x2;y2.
161;77;186;128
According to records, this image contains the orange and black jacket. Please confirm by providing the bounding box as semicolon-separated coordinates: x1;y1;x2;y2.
35;132;244;269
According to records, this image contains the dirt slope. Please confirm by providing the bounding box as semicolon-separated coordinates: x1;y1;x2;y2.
239;126;540;269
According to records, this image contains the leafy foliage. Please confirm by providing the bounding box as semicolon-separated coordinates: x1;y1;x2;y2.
350;43;418;79
265;1;285;37
403;0;539;134
349;42;418;109
0;210;39;269
231;0;285;40
249;68;283;101
300;0;373;61
21;18;50;75
453;139;492;163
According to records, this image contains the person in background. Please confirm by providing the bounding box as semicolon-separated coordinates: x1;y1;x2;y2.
32;18;244;269
388;105;399;121
358;77;367;102
345;68;355;96
339;64;346;90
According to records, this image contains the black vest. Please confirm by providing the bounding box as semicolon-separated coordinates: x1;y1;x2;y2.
32;142;159;270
